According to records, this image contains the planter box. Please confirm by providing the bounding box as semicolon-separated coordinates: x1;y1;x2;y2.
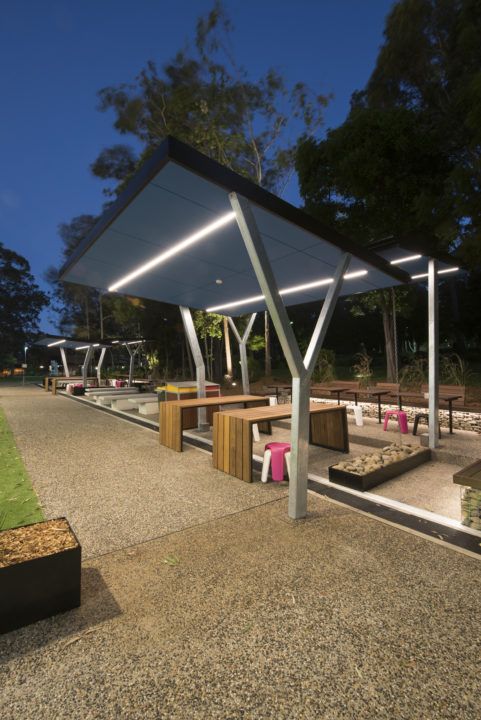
328;448;431;491
0;518;81;635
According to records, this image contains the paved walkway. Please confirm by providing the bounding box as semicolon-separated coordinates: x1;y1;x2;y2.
0;386;480;719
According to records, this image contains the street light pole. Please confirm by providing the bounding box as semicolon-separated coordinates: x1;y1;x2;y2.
23;345;28;385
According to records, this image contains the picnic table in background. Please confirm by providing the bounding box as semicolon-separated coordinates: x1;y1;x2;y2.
390;391;462;434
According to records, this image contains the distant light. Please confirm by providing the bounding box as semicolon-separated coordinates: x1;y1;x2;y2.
390;254;422;265
206;270;368;312
216;278;223;285
47;339;66;347
111;340;120;344
93;343;100;347
108;212;236;292
39;365;44;369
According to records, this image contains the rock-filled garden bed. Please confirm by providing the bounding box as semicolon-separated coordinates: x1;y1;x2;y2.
329;443;431;491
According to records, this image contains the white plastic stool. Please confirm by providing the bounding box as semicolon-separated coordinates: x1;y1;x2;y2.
346;404;363;426
261;449;291;483
268;396;278;406
252;424;260;442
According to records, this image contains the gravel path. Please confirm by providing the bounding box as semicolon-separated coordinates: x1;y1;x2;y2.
1;385;480;719
0;386;287;558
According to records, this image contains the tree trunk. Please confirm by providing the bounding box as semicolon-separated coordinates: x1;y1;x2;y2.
223;316;233;380
264;311;271;377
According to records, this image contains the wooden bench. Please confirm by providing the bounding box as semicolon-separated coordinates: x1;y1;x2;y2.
108;393;156;411
50;377;97;395
213;402;348;483
159;395;269;452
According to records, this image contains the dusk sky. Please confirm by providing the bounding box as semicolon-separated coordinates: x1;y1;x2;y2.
0;1;394;332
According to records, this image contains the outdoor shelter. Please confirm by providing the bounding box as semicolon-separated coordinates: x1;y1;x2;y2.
371;239;461;449
35;336;110;385
60;136;414;519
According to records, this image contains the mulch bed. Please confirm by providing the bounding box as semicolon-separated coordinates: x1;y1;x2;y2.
0;519;78;568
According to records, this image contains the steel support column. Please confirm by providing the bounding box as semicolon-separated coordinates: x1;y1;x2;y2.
180;306;209;431
82;346;94;386
125;343;142;387
428;258;439;448
227;313;257;394
97;347;107;386
230;191;350;519
59;347;70;378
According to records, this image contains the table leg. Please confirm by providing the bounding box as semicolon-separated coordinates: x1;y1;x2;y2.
398;396;403;410
354;392;358;406
377;396;382;423
449;401;454;434
336;391;341;405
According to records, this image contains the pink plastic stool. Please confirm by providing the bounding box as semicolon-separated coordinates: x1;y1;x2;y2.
262;442;291;482
383;409;408;434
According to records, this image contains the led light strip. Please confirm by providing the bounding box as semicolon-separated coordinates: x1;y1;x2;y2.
206;270;368;312
47;339;66;347
411;267;459;280
75;345;91;350
390;254;422;265
108;212;236;292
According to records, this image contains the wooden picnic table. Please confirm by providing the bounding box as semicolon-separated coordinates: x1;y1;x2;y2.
390;392;462;434
213;402;348;483
344;387;393;423
159;395;269;452
312;385;353;405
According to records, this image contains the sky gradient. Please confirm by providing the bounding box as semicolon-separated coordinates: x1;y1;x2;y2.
0;0;394;332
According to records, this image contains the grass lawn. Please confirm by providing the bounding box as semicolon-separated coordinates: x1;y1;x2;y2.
0;406;44;531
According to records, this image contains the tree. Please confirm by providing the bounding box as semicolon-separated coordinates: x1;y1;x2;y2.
193;311;224;380
50;1;330;374
92;1;329;197
0;243;49;366
354;0;481;264
296;0;481;377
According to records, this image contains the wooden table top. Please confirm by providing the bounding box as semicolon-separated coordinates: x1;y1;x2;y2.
391;391;462;401
218;401;341;422
162;394;265;409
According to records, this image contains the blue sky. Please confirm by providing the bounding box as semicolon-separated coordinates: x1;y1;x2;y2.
0;0;394;332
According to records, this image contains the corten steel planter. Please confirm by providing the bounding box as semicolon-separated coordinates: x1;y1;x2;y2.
0;518;81;635
328;448;431;492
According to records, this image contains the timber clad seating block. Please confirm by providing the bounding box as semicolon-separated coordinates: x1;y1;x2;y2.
159;395;269;452
213;402;348;483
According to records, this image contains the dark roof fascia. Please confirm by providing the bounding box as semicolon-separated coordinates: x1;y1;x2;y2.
59;136;409;285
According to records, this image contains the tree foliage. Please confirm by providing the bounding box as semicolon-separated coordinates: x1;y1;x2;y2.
0;243;49;365
92;1;329;196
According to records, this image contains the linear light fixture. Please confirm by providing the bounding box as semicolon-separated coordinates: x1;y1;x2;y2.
206;269;368;312
111;340;120;344
47;339;66;347
390;254;422;265
127;340;144;345
108;211;236;292
75;345;91;350
411;267;459;280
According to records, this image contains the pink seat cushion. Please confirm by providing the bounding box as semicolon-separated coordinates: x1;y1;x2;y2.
265;442;291;482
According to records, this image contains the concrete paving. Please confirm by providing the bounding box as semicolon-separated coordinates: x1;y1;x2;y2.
1;386;480;719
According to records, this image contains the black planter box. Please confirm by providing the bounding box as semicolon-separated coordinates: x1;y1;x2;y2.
328;448;431;491
0;518;81;635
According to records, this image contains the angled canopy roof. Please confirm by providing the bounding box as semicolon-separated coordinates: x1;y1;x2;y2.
60;137;410;316
35;336;111;351
369;237;460;280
